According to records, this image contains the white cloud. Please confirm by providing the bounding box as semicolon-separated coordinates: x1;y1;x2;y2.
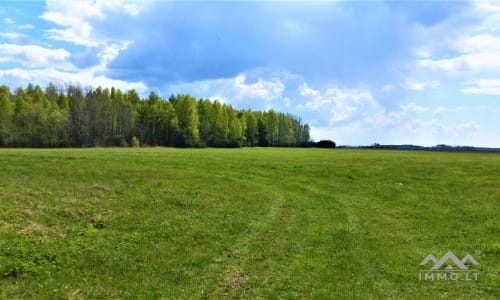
0;32;23;40
122;2;142;16
363;103;427;128
2;0;147;95
0;43;71;68
168;72;285;103
332;112;483;147
41;0;143;45
473;0;500;31
301;83;377;124
208;95;228;104
18;24;34;30
3;18;14;24
97;41;132;67
402;78;439;91
410;1;500;106
400;102;428;113
40;0;140;65
0;42;144;94
455;34;500;53
475;0;500;14
299;82;320;97
417;33;500;73
310;124;356;142
41;1;99;47
418;50;500;72
414;47;432;58
0;67;147;93
233;74;284;100
462;78;500;95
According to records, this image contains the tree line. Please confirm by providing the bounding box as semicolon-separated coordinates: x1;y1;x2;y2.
0;84;310;148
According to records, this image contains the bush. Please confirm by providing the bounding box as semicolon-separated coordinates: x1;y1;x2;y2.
105;135;128;147
131;136;140;147
315;140;336;148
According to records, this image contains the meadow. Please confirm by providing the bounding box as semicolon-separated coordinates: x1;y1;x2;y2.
0;148;498;299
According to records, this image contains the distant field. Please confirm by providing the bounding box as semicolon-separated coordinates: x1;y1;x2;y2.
0;148;498;299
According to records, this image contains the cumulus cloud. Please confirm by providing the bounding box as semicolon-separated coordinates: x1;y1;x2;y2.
40;0;139;65
18;24;34;30
400;102;428;113
462;78;500;95
233;74;284;100
0;0;149;95
413;47;432;58
417;34;500;72
165;71;285;105
3;18;14;24
327;104;487;146
40;0;141;42
0;43;71;68
0;67;147;93
0;1;149;94
299;82;320;97
363;102;427;128
0;32;23;40
415;3;500;75
301;83;377;124
474;0;500;31
418;50;500;72
455;34;500;53
402;78;439;91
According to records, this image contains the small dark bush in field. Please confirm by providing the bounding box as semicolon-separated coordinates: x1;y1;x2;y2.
315;140;336;148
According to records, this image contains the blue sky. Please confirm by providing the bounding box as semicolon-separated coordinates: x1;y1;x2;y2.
0;1;499;147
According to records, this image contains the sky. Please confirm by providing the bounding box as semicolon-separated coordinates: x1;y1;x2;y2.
0;0;499;147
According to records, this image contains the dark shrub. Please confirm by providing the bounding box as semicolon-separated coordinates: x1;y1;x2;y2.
315;140;336;148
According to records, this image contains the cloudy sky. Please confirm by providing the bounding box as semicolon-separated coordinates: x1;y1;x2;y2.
1;1;499;146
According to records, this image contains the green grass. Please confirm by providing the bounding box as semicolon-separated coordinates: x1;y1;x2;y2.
0;148;498;299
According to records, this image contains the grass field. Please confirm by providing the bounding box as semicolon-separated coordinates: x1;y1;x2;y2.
0;148;498;299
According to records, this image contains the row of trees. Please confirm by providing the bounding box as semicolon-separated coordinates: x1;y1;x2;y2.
0;84;310;148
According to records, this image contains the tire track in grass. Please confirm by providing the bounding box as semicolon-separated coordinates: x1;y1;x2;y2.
322;189;379;298
210;171;379;298
209;176;291;298
338;195;379;299
285;180;379;298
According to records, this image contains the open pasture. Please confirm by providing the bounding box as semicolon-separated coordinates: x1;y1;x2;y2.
0;148;498;298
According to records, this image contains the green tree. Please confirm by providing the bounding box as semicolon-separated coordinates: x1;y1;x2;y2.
244;111;258;146
174;95;200;146
1;83;311;148
140;92;161;145
278;113;295;146
158;101;178;146
12;87;34;146
209;101;228;146
30;85;51;146
45;82;59;103
67;85;88;146
226;105;243;146
264;110;279;146
197;99;212;146
114;89;135;143
0;86;13;146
